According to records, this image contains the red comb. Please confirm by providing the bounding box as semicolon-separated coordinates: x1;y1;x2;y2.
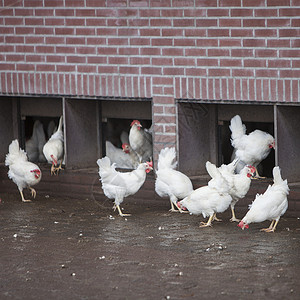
147;161;153;168
130;120;141;127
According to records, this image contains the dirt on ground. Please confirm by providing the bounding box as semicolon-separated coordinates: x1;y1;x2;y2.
0;192;300;300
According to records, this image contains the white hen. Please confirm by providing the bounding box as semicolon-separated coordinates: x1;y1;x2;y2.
238;166;289;232
43;116;64;175
97;156;153;216
208;160;256;222
230;115;275;177
129;120;153;163
155;147;193;213
178;162;232;228
5;139;42;202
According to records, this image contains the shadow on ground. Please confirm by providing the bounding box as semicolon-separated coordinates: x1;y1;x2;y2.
0;192;299;299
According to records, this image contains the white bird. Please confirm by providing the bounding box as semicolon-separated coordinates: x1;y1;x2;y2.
178;162;232;228
238;166;289;232
43;116;64;175
155;147;193;213
5;139;42;202
230;115;275;178
129;120;153;163
97;156;153;216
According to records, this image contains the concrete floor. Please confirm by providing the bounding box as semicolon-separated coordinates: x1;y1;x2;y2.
0;190;300;300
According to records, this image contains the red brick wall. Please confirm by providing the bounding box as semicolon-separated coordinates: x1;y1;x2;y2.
1;0;300;153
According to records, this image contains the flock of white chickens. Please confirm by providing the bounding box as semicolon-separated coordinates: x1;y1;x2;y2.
5;115;289;233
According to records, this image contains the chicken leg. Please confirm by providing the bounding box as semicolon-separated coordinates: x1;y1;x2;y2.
199;214;215;228
19;189;32;203
52;161;63;176
113;204;131;217
229;205;240;222
29;187;37;198
261;219;279;233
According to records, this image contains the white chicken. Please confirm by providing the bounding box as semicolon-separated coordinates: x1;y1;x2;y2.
208;160;256;222
178;161;232;228
155;147;193;213
26;120;46;163
105;141;138;169
43;116;64;175
5;139;42;202
238;166;289;233
230;115;275;178
129;120;153;163
97;156;153;216
122;143;140;169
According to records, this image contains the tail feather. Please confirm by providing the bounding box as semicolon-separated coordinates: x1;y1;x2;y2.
5;139;27;166
205;161;219;179
97;156;114;178
229;115;246;142
57;116;63;132
273;166;283;185
157;147;177;170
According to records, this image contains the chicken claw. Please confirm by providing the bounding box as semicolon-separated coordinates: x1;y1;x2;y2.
113;204;131;217
29;187;37;198
260;220;278;233
199;215;214;228
20;190;32;203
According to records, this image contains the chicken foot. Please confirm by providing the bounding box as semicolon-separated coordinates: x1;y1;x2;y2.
29;187;37;198
51;161;64;176
199;214;215;228
260;219;279;233
113;204;131;217
19;189;32;203
229;206;240;222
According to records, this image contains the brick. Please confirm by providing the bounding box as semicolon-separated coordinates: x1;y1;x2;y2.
292;80;299;102
255;8;277;17
65;0;85;7
5;35;24;44
150;19;172;27
268;39;290;48
255;49;277;58
128;19;150;27
174;58;195;66
208;78;214;100
232;69;254;77
243;39;266;47
130;38;151;46
4;17;23;25
141;67;162;75
197;58;218;66
244;59;266;68
284;80;291;102
44;0;64;7
244;0;265;6
35;9;54;16
231;49;253;57
162;29;184;37
25;18;44;25
162;9;183;17
231;29;253;37
241;79;249;101
55;28;75;35
86;19;106;26
162;48;184;56
174;38;196;47
119;66;139;74
35;27;54;35
16;45;34;52
56;46;76;54
255;29;277;37
78;65;97;73
280;8;300;17
75;28;95;36
55;9;75;16
185;29;206;37
16;64;35;71
208;69;230;77
186;48;207;56
117;9;138;17
129;0;149;7
46;37;65;44
173;0;194;6
153;77;173;85
279;50;300;58
36;64;55;72
15;27;34;34
87;38;106;45
26;55;45;62
163;67;184;76
291;19;300;27
107;38;129;45
66;37;86;44
152;38;173;46
279;29;299;38
235;79;241;100
0;63;15;70
67;56;86;63
87;56;107;64
23;0;43;6
186;67;207;77
220;0;241;6
184;9;206;17
280;70;300;78
153;86;163;95
131;57;151;65
150;0;171;7
208;49;230;56
46;55;65;63
118;47;139;55
207;9;229;17
195;0;217;6
140;48;161;56
231;9;253;17
173;19;195;27
45;18;65;26
292;60;300;68
109;56;128;64
15;9;34;16
220;59;242;67
268;0;290;6
256;69;278;78
244;19;266;27
139;9;160;17
25;36;44;44
219;19;241;27
207;29;230;37
219;39;241;47
107;19;128;26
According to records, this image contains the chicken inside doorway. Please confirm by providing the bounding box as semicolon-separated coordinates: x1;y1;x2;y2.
218;120;275;178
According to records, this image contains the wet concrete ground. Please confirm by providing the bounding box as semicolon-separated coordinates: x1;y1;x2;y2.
0;192;300;300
